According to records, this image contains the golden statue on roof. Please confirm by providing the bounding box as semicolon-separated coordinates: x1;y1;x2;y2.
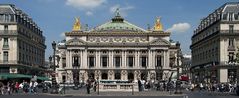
154;17;163;31
73;17;81;31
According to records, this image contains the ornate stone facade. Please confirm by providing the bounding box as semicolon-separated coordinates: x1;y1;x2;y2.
191;2;239;83
55;10;180;84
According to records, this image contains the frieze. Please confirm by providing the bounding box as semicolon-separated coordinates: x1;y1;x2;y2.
66;38;86;46
87;37;148;43
150;38;170;46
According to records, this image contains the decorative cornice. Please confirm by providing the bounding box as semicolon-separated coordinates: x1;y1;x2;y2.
65;31;170;36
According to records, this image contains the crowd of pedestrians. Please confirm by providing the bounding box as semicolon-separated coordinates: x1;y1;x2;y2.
190;82;237;93
0;80;39;95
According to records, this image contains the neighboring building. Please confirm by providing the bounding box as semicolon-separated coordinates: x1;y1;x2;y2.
190;2;239;84
181;54;191;81
55;9;181;84
0;4;47;81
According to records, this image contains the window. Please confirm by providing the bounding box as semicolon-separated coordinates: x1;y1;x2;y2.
156;57;162;68
102;56;107;67
10;14;14;22
3;51;8;63
223;13;228;20
5;15;10;22
3;38;8;48
73;56;79;67
229;38;234;47
0;14;4;22
115;72;121;80
62;76;66;83
228;52;234;63
229;25;234;33
115;56;120;68
128;56;134;67
141;56;147;67
102;73;108;79
4;25;8;31
235;13;238;20
89;57;94;68
62;58;66;68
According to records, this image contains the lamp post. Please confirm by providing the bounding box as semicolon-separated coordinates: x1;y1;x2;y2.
97;76;99;95
50;41;58;94
175;42;182;94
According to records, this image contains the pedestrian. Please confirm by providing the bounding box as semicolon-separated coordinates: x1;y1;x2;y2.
86;78;91;94
15;82;19;93
7;82;11;95
33;81;38;93
137;78;142;91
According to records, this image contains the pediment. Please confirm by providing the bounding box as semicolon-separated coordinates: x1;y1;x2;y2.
66;38;86;46
150;38;170;46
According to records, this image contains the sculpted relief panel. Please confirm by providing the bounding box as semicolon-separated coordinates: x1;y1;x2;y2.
87;37;148;43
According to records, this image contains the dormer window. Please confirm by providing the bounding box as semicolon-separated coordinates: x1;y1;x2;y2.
223;13;228;20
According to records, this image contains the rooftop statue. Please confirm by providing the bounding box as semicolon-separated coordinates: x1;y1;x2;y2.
73;17;81;31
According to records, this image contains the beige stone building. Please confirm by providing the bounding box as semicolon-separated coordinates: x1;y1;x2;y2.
0;4;46;80
191;2;239;83
55;10;181;84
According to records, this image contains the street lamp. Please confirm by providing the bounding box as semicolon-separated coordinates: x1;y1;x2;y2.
50;41;58;94
175;42;182;94
97;76;99;95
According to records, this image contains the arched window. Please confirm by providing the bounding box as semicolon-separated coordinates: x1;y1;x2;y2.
128;72;134;80
89;73;95;79
141;73;146;80
102;73;108;80
115;72;121;80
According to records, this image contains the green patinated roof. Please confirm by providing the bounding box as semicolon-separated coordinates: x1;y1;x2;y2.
93;20;147;32
91;8;147;32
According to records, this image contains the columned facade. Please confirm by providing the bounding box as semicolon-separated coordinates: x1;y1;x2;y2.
56;10;181;84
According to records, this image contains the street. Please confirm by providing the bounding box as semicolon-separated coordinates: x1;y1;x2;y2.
1;90;239;98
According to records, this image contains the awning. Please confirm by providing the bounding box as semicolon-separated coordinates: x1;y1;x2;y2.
0;73;50;81
0;73;31;80
37;76;50;81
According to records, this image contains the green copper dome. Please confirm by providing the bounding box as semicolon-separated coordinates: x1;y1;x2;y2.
92;8;146;32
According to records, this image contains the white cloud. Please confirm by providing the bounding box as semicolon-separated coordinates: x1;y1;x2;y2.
110;4;134;17
66;0;106;10
86;11;93;16
166;23;191;33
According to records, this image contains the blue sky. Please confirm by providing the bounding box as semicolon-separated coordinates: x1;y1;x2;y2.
1;0;238;59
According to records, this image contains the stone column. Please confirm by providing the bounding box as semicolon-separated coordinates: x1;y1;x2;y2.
152;50;155;69
111;50;114;68
135;50;138;68
80;50;83;68
148;50;151;69
83;49;87;68
69;50;72;68
123;50;126;68
96;50;101;68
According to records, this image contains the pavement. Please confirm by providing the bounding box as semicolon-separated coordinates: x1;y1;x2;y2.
43;88;182;96
1;88;239;98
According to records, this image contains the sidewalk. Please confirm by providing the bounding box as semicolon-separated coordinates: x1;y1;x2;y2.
42;88;184;96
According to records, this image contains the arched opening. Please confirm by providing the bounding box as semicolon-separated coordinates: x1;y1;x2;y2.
89;72;95;79
128;72;134;80
102;73;108;80
115;72;121;80
141;73;146;80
